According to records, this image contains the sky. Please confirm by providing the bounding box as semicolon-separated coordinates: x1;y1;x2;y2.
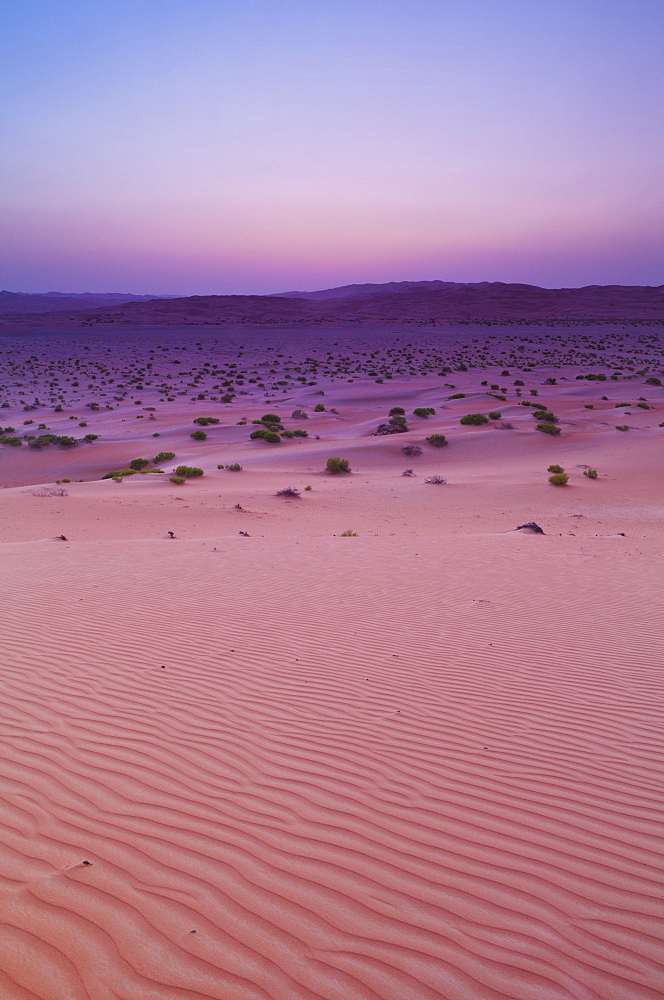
1;0;663;294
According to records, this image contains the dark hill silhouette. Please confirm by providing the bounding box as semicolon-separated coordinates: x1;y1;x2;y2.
1;280;662;325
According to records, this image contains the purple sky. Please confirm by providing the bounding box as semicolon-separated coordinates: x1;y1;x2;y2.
2;0;663;294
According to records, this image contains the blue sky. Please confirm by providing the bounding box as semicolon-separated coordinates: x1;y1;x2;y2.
1;0;663;293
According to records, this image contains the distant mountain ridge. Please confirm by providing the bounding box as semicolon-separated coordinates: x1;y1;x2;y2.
1;280;663;325
0;290;170;314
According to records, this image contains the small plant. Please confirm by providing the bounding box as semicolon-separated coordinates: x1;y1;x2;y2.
191;429;207;440
548;473;569;486
584;404;594;409
532;410;557;423
389;406;405;415
193;416;220;425
340;529;358;536
499;422;514;429
426;434;448;447
460;413;489;425
304;485;312;490
130;458;150;470
83;433;99;443
275;487;301;497
314;403;325;412
402;444;422;456
262;413;280;423
169;475;186;484
227;463;242;471
291;409;308;418
402;468;415;476
425;475;447;484
537;423;561;435
547;464;564;474
584;469;598;479
154;451;175;463
175;465;204;477
488;411;501;420
292;428;308;437
326;456;350;473
615;424;629;431
250;428;281;443
448;392;466;399
413;407;436;417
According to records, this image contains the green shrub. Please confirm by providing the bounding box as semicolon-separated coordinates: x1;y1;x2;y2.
616;424;629;431
0;435;22;446
548;473;569;486
584;469;598;479
532;410;557;422
389;406;405;415
314;403;325;412
460;413;489;425
426;434;448;447
175;465;204;477
448;393;465;399
261;413;280;423
584;404;594;409
340;529;358;536
191;429;207;440
193;416;220;425
413;407;435;417
227;463;242;471
537;423;561;435
58;436;77;447
547;464;564;474
250;428;281;443
326;456;350;473
293;428;308;437
291;409;308;418
130;458;150;470
154;451;175;463
84;434;99;443
488;411;501;420
169;475;185;484
304;485;312;490
636;402;650;410
645;377;661;386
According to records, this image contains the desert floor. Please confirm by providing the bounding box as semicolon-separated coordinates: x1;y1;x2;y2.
0;323;662;1000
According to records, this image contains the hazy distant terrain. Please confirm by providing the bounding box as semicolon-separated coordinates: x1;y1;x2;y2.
1;280;663;326
0;290;167;315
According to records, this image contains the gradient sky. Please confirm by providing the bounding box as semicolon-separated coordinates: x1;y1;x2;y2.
1;0;663;294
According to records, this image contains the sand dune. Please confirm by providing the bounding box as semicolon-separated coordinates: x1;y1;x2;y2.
0;322;663;998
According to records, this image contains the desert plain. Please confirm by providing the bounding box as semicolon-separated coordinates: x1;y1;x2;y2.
0;318;663;1000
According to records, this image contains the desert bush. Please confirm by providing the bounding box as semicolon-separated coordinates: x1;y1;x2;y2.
83;434;99;442
584;404;594;409
292;428;308;437
291;409;308;418
547;464;564;474
340;529;358;536
57;436;77;447
499;421;514;429
426;434;448;447
250;428;281;443
645;377;661;386
425;475;447;484
314;403;325;412
130;458;150;470
532;410;557;422
227;463;242;471
584;468;598;479
460;413;489;425
154;451;175;463
169;475;185;484
389;406;405;415
488;411;501;420
402;444;423;456
448;393;465;399
548;473;569;486
190;429;207;440
536;423;561;435
402;468;415;476
615;424;629;431
193;416;219;425
413;407;435;417
275;487;300;497
174;465;204;477
636;402;650;410
261;413;280;423
326;456;350;473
